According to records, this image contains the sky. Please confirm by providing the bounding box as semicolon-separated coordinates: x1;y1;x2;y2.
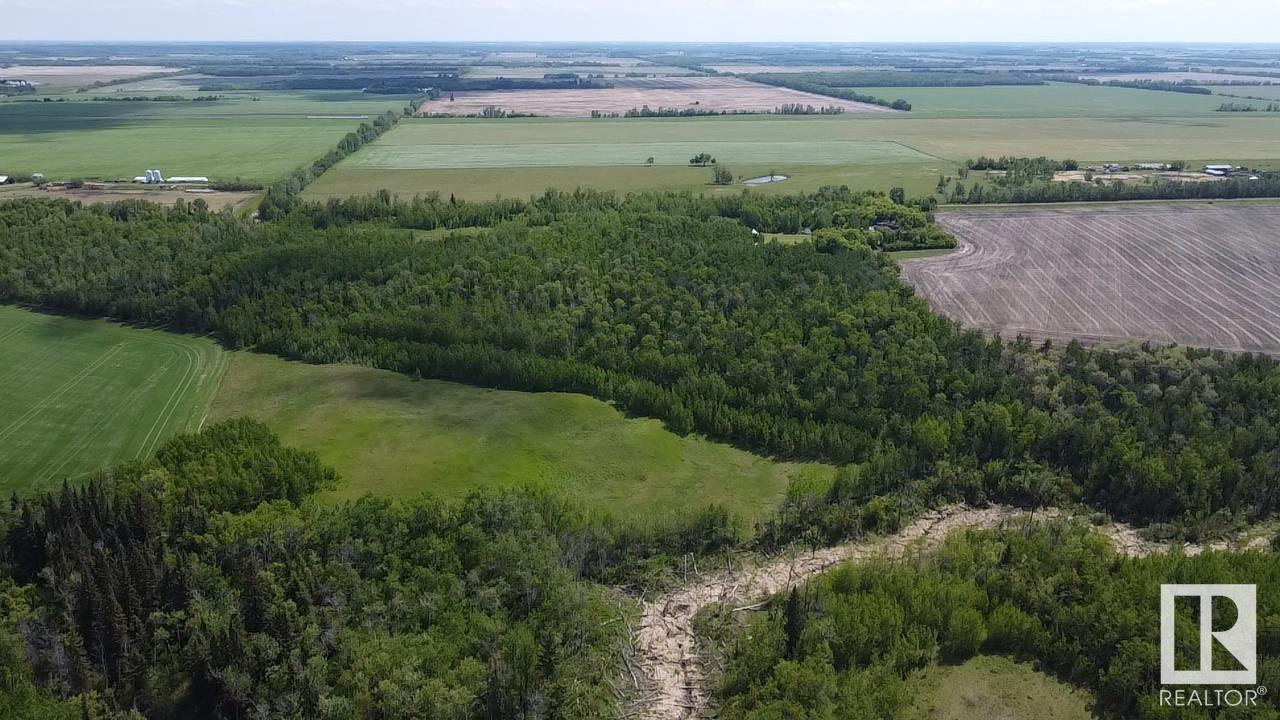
4;0;1280;43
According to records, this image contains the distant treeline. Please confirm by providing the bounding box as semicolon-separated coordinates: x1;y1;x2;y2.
966;156;1078;172
77;70;187;93
1217;101;1280;112
949;172;1280;204
89;94;222;102
260;75;612;94
749;70;1044;87
1208;67;1280;80
745;74;911;110
589;103;847;118
1044;75;1215;94
209;178;265;192
422;106;541;119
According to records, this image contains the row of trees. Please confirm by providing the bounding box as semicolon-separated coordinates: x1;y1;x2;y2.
963;156;1080;187
257;109;403;220
587;104;849;119
1218;102;1280;112
744;74;911;110
949;171;1280;204
749;70;1043;88
1046;75;1215;94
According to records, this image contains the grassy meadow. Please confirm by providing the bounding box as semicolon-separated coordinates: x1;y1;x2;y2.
0;306;830;517
903;656;1096;720
0;305;227;492
207;352;833;520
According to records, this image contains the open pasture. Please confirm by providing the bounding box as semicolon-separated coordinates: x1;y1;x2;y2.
208;352;831;519
902;204;1280;353
0;305;226;493
417;77;896;117
903;656;1095;720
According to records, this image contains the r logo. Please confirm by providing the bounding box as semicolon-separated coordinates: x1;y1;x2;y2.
1161;584;1256;685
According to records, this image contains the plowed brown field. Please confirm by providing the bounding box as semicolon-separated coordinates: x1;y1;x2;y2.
902;204;1280;353
416;77;896;117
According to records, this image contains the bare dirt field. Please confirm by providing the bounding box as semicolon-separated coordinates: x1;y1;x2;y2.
0;183;257;212
901;204;1280;354
417;77;897;117
1052;170;1223;185
0;65;175;90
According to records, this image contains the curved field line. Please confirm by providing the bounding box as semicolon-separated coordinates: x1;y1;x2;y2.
0;344;125;444
133;336;204;460
196;346;233;431
0;322;31;343
632;505;1260;720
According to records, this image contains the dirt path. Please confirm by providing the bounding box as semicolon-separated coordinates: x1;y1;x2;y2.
629;504;1268;720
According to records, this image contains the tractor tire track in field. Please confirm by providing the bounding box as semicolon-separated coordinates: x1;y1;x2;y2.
901;204;1280;355
630;504;1265;720
0;344;125;444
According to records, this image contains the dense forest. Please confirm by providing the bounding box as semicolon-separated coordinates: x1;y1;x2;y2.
1;193;1279;543
0;420;687;718
707;523;1280;718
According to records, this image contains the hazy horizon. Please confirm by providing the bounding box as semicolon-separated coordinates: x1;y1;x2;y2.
4;0;1279;44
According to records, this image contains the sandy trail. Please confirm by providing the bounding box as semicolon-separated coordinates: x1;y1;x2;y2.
630;504;1267;720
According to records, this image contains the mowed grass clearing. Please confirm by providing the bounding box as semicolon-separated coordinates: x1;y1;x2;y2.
0;305;227;493
903;656;1096;720
207;352;833;520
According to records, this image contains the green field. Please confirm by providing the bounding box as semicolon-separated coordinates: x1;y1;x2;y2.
0;91;406;182
207;352;833;519
0;305;227;492
308;84;1280;201
904;656;1096;720
846;82;1227;118
1215;86;1280;101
